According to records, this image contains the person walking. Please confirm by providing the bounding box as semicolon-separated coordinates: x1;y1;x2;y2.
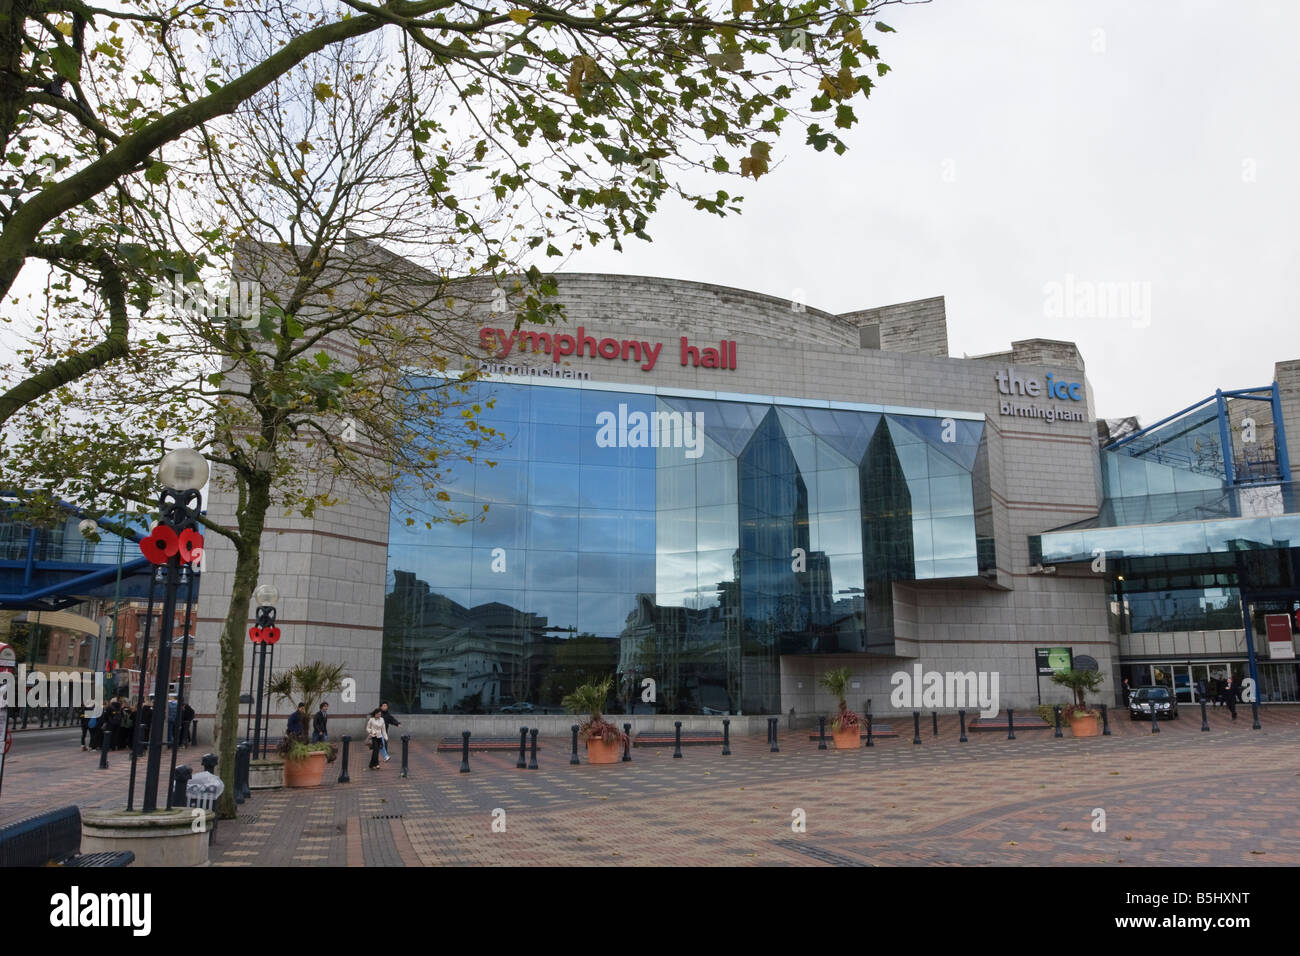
139;697;154;753
287;702;308;738
378;701;400;762
166;695;178;745
366;708;386;770
180;702;195;747
312;702;329;742
79;705;90;751
105;697;123;750
1221;677;1238;719
116;702;134;751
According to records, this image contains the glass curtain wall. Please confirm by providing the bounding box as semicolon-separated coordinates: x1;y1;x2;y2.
382;378;991;715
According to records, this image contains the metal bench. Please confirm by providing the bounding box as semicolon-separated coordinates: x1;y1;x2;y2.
0;805;134;867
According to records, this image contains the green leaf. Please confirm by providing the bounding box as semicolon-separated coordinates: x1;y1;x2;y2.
52;45;81;82
144;162;167;185
285;314;305;338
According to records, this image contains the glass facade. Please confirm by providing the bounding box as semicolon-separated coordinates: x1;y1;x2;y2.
381;377;992;715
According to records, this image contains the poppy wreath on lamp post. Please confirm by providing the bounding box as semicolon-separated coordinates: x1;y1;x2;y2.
133;448;208;813
562;676;628;765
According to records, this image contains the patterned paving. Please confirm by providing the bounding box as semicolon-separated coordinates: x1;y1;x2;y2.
4;708;1298;865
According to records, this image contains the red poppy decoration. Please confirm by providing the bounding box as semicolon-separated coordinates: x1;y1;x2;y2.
178;529;204;564
139;525;179;564
263;626;281;645
248;627;265;644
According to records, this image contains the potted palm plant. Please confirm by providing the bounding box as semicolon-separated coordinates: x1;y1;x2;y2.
818;666;862;749
1049;668;1107;737
562;676;628;765
268;661;346;786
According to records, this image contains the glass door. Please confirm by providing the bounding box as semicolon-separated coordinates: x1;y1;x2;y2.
1172;665;1193;703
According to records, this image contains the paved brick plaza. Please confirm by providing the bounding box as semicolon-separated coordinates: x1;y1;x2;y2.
3;707;1298;866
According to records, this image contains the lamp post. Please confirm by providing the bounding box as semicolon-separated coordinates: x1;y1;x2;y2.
136;449;208;814
249;583;280;759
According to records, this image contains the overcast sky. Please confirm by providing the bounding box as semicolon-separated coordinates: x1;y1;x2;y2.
564;0;1300;426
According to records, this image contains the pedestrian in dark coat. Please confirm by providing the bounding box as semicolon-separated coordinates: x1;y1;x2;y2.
378;702;400;762
312;703;329;742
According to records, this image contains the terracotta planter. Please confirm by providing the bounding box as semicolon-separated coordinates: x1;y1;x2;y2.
832;726;861;750
283;749;328;787
585;736;622;765
1068;713;1101;738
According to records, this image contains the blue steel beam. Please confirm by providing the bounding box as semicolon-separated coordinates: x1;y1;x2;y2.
1106;384;1278;453
1215;389;1236;490
0;556;152;607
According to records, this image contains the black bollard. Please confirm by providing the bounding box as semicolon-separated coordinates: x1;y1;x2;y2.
170;765;192;810
98;719;111;769
459;731;471;773
1200;698;1210;732
235;741;251;801
912;711;921;745
337;735;351;784
1151;701;1160;733
818;716;827;750
1251;700;1260;730
1101;703;1111;736
722;718;731;756
529;729;539;769
769;716;780;753
1007;708;1016;741
958;709;968;743
622;723;632;762
865;713;873;747
400;734;410;778
673;721;683;758
570;725;581;765
517;726;528;769
766;716;774;748
932;711;939;737
1053;705;1063;738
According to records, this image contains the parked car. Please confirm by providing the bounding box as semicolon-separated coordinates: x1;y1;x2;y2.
1129;685;1179;720
500;701;535;714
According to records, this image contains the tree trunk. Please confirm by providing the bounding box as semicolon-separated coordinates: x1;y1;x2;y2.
215;476;272;817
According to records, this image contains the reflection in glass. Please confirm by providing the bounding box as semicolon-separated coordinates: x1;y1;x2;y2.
382;380;990;715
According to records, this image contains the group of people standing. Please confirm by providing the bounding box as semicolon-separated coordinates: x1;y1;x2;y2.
283;700;401;768
79;695;195;752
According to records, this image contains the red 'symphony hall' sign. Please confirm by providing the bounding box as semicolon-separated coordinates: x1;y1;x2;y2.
479;326;737;372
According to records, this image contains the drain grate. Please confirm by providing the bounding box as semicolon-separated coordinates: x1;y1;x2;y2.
237;814;259;824
772;839;871;867
371;814;404;820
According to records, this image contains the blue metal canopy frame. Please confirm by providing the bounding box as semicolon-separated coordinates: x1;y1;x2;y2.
0;495;151;610
1105;382;1291;487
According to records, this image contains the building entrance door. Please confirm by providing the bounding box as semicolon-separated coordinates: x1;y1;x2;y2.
1171;664;1193;703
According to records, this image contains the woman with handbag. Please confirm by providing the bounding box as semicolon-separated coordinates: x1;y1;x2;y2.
366;708;386;770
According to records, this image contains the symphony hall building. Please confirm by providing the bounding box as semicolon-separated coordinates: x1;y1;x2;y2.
189;273;1300;732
